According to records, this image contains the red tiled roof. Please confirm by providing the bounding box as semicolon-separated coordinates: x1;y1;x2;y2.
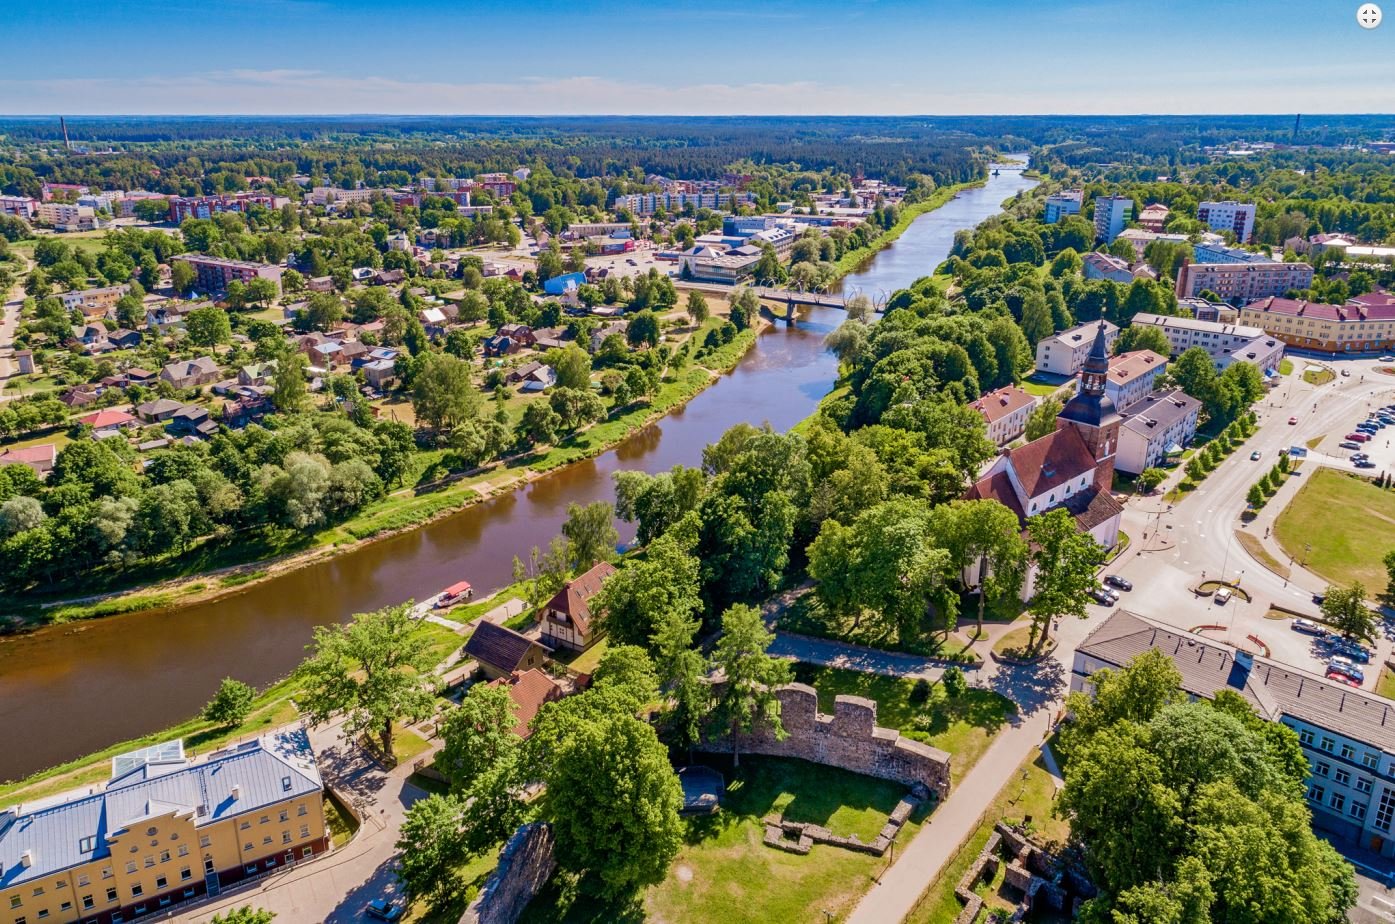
1001;427;1097;499
1107;350;1166;385
77;409;137;429
543;561;617;636
489;668;564;738
965;470;1027;526
0;444;56;465
1241;296;1395;323
968;386;1035;424
1061;487;1125;532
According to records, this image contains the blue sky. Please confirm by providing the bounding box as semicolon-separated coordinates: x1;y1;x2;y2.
2;0;1393;114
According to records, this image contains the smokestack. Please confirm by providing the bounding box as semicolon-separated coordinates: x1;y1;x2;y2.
60;116;70;151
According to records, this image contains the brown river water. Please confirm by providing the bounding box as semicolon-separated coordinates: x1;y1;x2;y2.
0;169;1038;781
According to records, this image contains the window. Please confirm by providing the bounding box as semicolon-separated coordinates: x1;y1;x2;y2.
76;875;89;888
82;896;94;910
12;917;22;924
180;868;191;882
1375;790;1395;832
1321;737;1335;753
279;810;289;823
282;832;292;844
159;851;170;863
259;816;269;825
78;836;95;853
1336;769;1351;786
262;836;273;846
1364;752;1380;769
10;895;21;909
244;865;257;875
101;868;112;880
244;843;253;852
154;876;167;890
302;846;314;858
1358;778;1374;794
143;857;154;869
29;889;41;898
36;911;48;920
297;804;308;817
1331;793;1346;812
130;885;142;898
199;836;211;848
1308;784;1326;803
204;859;215;875
1316;761;1330;777
105;889;117;903
239;821;250;831
177;845;188;858
58;903;70;914
1342;744;1356;760
1353;802;1369;820
1299;729;1314;745
299;825;310;839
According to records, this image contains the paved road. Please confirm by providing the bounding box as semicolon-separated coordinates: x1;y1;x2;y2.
0;256;28;393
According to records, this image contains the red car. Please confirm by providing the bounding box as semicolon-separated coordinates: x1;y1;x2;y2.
1288;416;1298;425
1327;671;1360;688
1346;432;1371;442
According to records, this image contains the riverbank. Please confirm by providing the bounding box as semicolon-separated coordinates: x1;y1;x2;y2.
830;178;987;279
7;324;763;630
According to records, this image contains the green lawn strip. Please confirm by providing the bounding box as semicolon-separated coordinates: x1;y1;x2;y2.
323;789;360;848
903;747;1068;924
1303;368;1335;386
1279;359;1294;376
1378;667;1395;702
791;664;1015;783
405;845;503;924
1020;375;1070;398
1274;467;1395;589
828;180;987;279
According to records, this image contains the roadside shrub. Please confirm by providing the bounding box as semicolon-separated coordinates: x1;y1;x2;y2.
942;667;967;698
909;678;932;705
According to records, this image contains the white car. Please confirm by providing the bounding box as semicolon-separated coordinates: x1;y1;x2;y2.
1214;587;1233;604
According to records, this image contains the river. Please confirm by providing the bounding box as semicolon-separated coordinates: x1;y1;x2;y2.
0;167;1037;782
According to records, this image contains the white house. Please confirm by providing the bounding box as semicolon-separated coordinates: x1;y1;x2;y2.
1035;320;1120;377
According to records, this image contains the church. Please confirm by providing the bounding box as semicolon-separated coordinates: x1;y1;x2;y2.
964;322;1125;595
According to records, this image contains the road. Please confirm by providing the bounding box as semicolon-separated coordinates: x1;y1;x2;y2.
0;255;29;394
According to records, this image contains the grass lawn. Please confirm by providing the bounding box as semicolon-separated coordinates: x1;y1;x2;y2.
1020;374;1070;398
791;665;1016;783
1305;435;1325;451
1378;666;1395;701
1279;358;1294;376
557;637;608;675
324;790;360;848
1236;530;1290;579
991;625;1052;660
405;846;503;924
904;747;1067;924
523;755;931;924
1274;467;1395;589
1303;367;1336;386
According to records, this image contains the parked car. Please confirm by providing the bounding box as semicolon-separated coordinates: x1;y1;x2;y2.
366;899;405;922
1292;618;1325;636
1105;574;1133;591
1381;356;1394;362
1327;659;1365;683
1347;433;1371;442
1329;638;1373;663
1214;587;1233;604
1340;440;1362;450
1250;450;1262;461
1288;416;1299;425
1327;670;1361;688
1313;592;1327;605
1089;588;1116;606
1356;460;1376;468
1341;369;1352;377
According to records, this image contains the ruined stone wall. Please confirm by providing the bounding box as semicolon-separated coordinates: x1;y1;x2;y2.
459;822;556;924
706;683;952;799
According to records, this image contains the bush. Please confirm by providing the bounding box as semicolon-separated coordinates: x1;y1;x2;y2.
1137;468;1167;493
942;667;967;699
909;678;932;705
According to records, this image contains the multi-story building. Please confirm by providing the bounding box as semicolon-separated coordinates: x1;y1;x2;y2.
612;191;757;216
1196;200;1257;242
1130;312;1285;374
1114;388;1200;473
1238;296;1395;354
1073;610;1395;858
1034;320;1120;377
475;173;517;197
1093;195;1133;243
968;385;1037;446
309;187;376;207
0;731;328;924
172;255;283;294
113;192;168;218
1104;350;1167;409
168;195;285;223
59;285;131;314
0;196;37;220
34;202;97;231
1137;203;1170;232
1192;241;1270;265
1082;252;1134;284
1043;189;1083;224
1174;259;1313;303
565;222;631;239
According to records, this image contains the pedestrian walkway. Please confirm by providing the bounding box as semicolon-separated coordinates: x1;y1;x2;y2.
768;631;978;682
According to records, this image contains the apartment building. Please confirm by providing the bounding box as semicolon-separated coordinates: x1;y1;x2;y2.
968;385;1037;446
474;174;517;197
1034;320;1119;376
1137;203;1169;232
168;195;285;223
1093;195;1133;243
1104;350;1167;410
1130;312;1285;374
172;255;283;294
309;187;376;207
1196;200;1256;242
34;202;97;231
59;285;131;314
1073;610;1395;858
1192;241;1270;265
612;191;757;216
1173;259;1313;303
0;196;37;220
1043;189;1083;224
0;732;328;924
1238;296;1395;354
1114;388;1200;473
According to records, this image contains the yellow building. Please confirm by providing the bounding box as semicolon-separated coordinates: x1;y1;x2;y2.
1239;296;1395;354
0;732;328;924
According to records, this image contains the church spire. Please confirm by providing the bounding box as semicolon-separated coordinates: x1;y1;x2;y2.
1080;321;1110;393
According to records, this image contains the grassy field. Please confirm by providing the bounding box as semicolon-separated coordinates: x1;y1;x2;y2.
522;755;930;924
1274;467;1395;590
1378;666;1395;701
1279;358;1294;376
791;664;1016;784
1020;374;1071;398
1303;367;1336;386
903;747;1068;924
1236;529;1290;579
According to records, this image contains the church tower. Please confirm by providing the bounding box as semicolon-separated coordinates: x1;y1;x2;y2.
1056;322;1122;491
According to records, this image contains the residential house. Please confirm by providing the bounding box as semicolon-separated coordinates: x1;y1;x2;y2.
360;359;397;391
71;324;108;347
125;368;157;386
77;408;139;436
0;444;57;477
540;561;617;652
497;324;537;347
222;395;274;429
589;321;629;353
532;327;569;351
1072;610;1395;858
161;356;222;390
136;398;185;424
1034;320;1120;376
167;404;216;438
967;385;1037;447
489;669;565;738
462;622;551;681
1104;350;1167;409
0;731;328;924
146;301;206;330
59;284;130;314
1082;252;1134;284
238;361;278;387
1115;388;1201;474
1137;203;1170;232
517;365;556;392
60;387;101;409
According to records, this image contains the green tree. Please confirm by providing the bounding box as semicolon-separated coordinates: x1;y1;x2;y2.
546;344;592;390
518;401;561;445
201;677;256;728
1171;346;1217;403
1384;549;1395;599
1116;324;1173;357
938;499;1029;636
1246;483;1265;508
185;305;232;347
707;603;793;766
211;908;275;924
1137;467;1167;493
297;603;438;757
1062;649;1186;754
652;608;710;752
413;352;480;433
1019;291;1054;345
560;500;618;571
685;290;710;327
543;713;684;898
1025;395;1063;441
395;794;470;901
626;310;661;349
1321;582;1376;642
1025;508;1103;652
170;260;195;295
436;682;519;793
593;534;703;649
271;351;308;413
